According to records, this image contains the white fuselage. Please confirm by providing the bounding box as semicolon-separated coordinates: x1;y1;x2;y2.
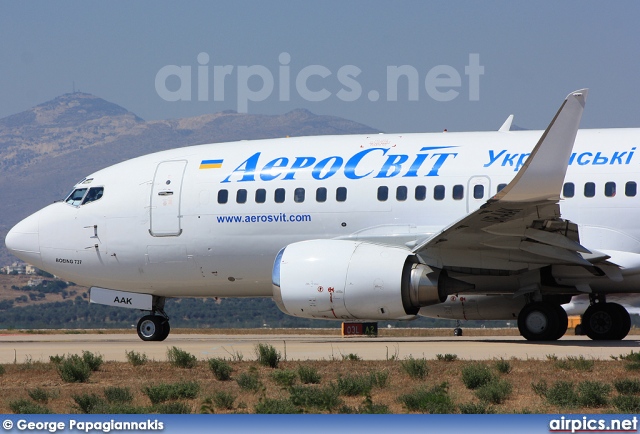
7;128;640;299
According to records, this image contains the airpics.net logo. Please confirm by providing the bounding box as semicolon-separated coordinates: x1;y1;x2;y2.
155;52;484;113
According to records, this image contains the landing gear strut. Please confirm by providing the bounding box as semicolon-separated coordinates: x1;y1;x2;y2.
453;320;463;336
580;295;630;340
517;301;568;341
136;297;171;341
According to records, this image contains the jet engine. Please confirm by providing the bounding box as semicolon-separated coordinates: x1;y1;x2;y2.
272;240;473;320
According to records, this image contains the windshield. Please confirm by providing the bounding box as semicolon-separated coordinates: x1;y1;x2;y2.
65;188;87;206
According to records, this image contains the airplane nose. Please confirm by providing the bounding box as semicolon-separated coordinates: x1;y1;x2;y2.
5;213;43;268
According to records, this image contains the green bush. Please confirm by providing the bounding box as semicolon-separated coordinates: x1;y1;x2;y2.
271;369;297;387
461;363;494;390
458;402;496;414
212;391;235;410
495;358;512;374
82;351;103;371
612;395;640;413
289;385;341;411
27;387;51;403
255;398;301;414
72;393;107;414
475;379;513;404
614;379;640;395
57;354;92;383
152;402;191;414
398;383;455;414
104;386;133;404
9;398;52;414
401;357;429;380
341;353;361;361
358;395;391;414
436;354;458;362
555;355;593;372
208;358;232;381
236;370;262;392
49;355;65;364
167;347;197;369
369;370;389;388
545;381;578;408
336;374;373;396
255;344;281;368
298;365;321;384
142;381;200;404
125;350;148;366
531;379;548;397
577;381;611;408
0;364;5;375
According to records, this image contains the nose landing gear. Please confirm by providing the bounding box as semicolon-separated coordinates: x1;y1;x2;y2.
137;314;170;341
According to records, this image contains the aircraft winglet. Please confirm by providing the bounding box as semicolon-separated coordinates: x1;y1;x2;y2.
499;114;514;132
491;89;588;203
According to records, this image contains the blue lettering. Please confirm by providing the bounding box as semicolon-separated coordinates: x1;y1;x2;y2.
593;152;608;165
610;152;626;165
312;156;343;180
515;153;530;171
260;157;289;181
577;152;592;165
628;148;636;164
221;152;261;183
484;150;506;167
568;152;577;165
283;157;316;180
501;153;517;167
426;153;457;176
403;152;430;177
375;154;409;178
344;148;387;179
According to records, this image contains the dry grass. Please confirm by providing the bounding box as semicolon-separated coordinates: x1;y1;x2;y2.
1;355;638;414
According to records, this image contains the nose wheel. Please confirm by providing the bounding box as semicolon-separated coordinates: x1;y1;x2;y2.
137;315;170;341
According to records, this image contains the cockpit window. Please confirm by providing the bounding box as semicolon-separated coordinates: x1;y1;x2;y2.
65;188;87;206
82;187;104;205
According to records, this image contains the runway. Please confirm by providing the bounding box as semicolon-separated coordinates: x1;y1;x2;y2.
2;332;640;363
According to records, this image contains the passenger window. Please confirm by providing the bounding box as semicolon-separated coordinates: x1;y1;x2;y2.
434;185;445;201
497;183;507;193
66;188;87;206
626;181;637;197
452;185;464;200
255;188;266;203
236;189;247;204
82;187;104;205
415;185;426;201
274;188;286;203
605;182;616;198
563;182;575;198
473;184;484;199
377;186;388;201
584;182;595;198
294;188;305;203
316;187;327;202
336;187;347;202
396;186;407;201
217;189;228;204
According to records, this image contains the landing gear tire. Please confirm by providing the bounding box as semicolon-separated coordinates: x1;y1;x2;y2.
518;302;560;341
137;315;170;341
582;303;630;340
551;304;568;340
453;327;463;336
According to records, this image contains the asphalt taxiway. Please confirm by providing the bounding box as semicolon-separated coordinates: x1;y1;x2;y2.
1;333;639;363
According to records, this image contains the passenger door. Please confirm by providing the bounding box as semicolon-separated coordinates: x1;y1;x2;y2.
150;160;187;237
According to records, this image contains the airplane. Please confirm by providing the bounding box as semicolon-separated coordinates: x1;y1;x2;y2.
6;88;640;342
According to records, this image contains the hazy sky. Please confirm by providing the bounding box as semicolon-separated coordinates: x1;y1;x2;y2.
1;1;639;133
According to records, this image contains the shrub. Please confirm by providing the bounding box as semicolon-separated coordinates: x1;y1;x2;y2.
612;395;640;413
556;355;593;372
619;351;640;362
531;379;548;397
577;381;611;408
208;358;232;381
369;370;389;388
104;386;134;404
271;369;297;387
152;402;191;414
336;374;373;396
298;365;321;384
27;387;50;403
236;370;262;393
401;357;429;380
9;399;52;414
614;379;640;395
461;363;494;390
458;402;496;414
398;383;455;414
167;347;197;369
212;391;235;410
475;379;513;404
82;351;103;371
142;381;200;404
125;350;148;366
73;393;107;414
495;358;512;374
255;398;301;414
546;381;578;408
341;353;361;361
436;354;458;362
358;395;391;414
57;354;91;383
49;355;65;364
0;364;4;375
255;344;281;368
289;385;341;411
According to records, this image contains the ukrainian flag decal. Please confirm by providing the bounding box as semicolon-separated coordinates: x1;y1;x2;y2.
199;159;223;169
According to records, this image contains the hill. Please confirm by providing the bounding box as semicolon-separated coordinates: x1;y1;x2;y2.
0;93;378;264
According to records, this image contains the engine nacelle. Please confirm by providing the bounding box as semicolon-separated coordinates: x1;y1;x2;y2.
272;240;470;321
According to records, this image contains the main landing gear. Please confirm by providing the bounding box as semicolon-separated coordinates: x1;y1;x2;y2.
579;296;630;340
517;302;568;341
136;297;171;341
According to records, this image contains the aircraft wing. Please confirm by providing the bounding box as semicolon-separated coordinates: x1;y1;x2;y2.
413;89;593;272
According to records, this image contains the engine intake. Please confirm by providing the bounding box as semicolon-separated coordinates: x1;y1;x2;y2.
272;240;472;321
